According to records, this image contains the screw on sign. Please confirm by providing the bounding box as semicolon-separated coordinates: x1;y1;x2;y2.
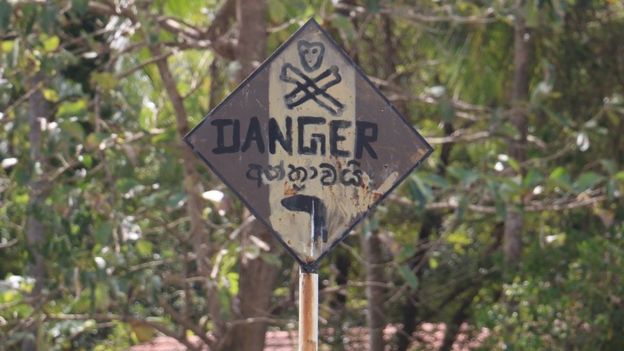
184;18;432;351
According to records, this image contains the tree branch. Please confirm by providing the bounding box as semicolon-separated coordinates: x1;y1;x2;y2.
389;190;614;214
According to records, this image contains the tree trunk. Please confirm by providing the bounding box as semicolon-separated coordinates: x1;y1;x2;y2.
504;1;531;263
234;0;267;81
22;72;49;351
396;215;439;351
222;2;280;351
439;289;478;351
364;229;386;351
396;120;452;351
330;250;350;351
225;220;280;351
149;43;223;344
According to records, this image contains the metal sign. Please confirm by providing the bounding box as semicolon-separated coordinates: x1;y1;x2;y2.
185;19;432;271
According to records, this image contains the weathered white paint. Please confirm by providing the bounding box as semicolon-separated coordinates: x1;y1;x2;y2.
268;25;358;262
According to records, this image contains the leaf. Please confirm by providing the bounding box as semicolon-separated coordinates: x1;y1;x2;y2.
573;172;604;193
398;265;419;290
397;244;417;261
332;16;356;41
407;177;426;210
42;35;59;52
43;89;59;102
507;158;521;172
130;321;157;343
90;72;117;90
60;121;85;140
115;178;140;193
364;0;380;12
166;192;187;209
439;97;455;122
57;99;87;118
448;166;479;187
549;166;571;190
94;222;113;245
600;159;617;175
39;3;57;33
94;282;110;309
139;106;156;131
412;175;432;201
543;106;573;128
86;133;107;151
428;257;439;269
456;195;468;221
425;173;450;189
447;230;471;246
81;154;93;168
163;0;203;17
487;180;506;219
71;0;89;14
268;0;287;22
136;239;153;257
524;0;539;28
226;272;239;296
0;0;11;31
523;169;543;188
1;40;13;53
218;288;232;319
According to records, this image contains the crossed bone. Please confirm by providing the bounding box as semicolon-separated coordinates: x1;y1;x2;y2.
280;63;344;116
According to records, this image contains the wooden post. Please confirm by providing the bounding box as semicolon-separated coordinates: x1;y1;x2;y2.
298;270;318;351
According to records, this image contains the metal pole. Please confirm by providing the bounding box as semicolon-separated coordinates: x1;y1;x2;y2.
298;269;318;351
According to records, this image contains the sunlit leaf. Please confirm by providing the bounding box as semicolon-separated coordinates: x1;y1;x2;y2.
57;99;87;118
41;35;60;53
90;72;118;90
43;88;59;102
136;239;153;257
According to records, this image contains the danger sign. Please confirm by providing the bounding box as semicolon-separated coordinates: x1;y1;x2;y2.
185;19;432;271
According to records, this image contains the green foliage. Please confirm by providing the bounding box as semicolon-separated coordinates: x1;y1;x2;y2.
478;224;624;350
0;0;623;350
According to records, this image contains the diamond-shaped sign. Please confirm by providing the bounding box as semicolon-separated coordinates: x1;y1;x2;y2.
185;19;432;271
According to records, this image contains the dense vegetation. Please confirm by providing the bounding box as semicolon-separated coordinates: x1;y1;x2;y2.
1;0;623;350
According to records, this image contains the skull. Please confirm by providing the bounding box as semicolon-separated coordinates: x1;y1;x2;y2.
297;40;325;72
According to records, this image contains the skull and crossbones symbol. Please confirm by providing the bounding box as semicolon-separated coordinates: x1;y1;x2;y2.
279;40;344;116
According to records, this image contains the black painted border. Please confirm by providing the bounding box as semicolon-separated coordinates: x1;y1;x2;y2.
184;18;433;273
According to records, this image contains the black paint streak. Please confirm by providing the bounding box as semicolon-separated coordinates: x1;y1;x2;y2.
280;63;344;116
281;194;328;243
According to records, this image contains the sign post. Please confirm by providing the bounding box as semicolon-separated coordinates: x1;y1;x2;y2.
185;18;432;350
298;270;318;351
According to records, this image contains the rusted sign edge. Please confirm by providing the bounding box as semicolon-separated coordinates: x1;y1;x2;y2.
184;18;433;272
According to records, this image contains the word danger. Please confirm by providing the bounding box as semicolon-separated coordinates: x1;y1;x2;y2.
246;160;364;189
210;116;378;159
